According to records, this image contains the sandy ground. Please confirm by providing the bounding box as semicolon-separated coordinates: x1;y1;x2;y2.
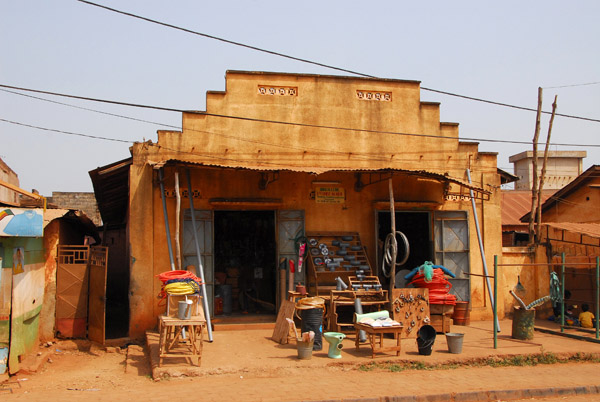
2;320;600;401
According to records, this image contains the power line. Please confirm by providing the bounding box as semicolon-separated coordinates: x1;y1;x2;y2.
76;0;600;124
2;84;599;148
0;117;134;143
544;81;600;89
0;88;181;129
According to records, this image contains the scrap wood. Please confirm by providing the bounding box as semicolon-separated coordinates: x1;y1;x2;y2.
271;300;296;344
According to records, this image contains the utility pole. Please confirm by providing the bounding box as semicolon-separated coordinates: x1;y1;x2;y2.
536;95;558;242
529;87;543;244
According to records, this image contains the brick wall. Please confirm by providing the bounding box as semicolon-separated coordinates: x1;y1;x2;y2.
48;192;102;226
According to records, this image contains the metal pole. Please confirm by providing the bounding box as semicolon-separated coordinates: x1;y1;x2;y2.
596;257;600;339
388;178;396;306
561;252;565;333
494;255;498;349
186;169;213;342
467;169;500;331
158;168;176;271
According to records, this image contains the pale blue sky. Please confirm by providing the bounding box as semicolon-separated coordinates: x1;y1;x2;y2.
1;1;598;195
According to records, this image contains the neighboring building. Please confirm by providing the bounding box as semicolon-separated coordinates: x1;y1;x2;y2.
47;192;102;226
0;159;100;375
530;165;600;224
517;166;600;317
509;150;586;190
0;158;19;205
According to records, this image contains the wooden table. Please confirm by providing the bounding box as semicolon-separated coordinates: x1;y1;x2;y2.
354;322;403;358
158;315;205;367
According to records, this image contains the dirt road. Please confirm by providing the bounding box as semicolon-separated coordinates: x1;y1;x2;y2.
2;342;600;401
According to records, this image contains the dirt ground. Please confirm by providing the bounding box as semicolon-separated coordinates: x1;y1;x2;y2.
3;319;600;401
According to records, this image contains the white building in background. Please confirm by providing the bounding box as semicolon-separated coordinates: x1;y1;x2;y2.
509;150;587;190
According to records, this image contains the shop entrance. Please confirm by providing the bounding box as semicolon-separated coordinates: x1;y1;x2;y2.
377;211;432;289
213;211;277;317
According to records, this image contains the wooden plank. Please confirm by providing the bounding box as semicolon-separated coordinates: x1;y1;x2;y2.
271;300;296;344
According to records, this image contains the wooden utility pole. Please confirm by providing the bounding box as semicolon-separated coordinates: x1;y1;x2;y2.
536;95;558;242
529;87;543;244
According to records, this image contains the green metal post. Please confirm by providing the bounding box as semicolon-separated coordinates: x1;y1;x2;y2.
596;257;600;339
494;255;498;349
561;252;565;333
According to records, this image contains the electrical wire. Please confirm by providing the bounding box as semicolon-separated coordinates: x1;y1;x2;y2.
544;82;600;89
0;117;133;143
76;0;600;124
2;84;599;149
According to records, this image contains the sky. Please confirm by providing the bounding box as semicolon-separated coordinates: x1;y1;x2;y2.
1;1;598;196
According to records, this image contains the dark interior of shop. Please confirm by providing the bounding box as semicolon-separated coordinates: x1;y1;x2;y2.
213;211;277;316
377;211;432;289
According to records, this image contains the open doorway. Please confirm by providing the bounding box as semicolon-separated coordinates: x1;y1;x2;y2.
377;211;432;290
213;211;277;318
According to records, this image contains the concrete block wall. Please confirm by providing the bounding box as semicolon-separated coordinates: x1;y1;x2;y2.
48;192;102;226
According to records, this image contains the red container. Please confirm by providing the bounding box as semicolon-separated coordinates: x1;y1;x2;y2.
214;296;224;315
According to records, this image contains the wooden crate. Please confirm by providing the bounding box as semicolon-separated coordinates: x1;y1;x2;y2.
430;314;452;333
429;303;454;315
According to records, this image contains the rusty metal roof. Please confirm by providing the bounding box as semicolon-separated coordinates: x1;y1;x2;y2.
150;159;489;195
501;190;555;226
545;222;600;240
89;158;132;226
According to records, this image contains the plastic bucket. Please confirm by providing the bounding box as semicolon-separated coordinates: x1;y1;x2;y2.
300;308;323;351
452;301;470;326
416;325;436;355
178;300;192;320
446;333;464;354
297;340;314;360
512;306;535;340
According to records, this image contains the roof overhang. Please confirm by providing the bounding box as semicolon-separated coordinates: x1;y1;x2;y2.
545;222;600;240
149;159;491;201
89;158;132;226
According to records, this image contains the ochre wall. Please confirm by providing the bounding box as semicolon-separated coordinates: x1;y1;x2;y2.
542;178;600;223
127;72;503;337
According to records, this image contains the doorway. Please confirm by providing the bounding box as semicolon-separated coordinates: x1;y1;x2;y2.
377;211;432;289
213;211;277;317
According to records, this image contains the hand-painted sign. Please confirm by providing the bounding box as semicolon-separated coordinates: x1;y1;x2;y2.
0;208;44;237
315;187;345;204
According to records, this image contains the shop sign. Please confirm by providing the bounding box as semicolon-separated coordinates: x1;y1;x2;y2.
315;187;345;204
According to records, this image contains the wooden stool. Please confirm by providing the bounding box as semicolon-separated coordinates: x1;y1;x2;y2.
158;315;205;367
354;322;403;358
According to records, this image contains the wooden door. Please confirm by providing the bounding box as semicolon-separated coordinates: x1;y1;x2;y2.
88;246;108;344
56;246;89;338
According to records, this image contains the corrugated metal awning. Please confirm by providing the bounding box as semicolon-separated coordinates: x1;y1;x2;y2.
149;159;490;198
